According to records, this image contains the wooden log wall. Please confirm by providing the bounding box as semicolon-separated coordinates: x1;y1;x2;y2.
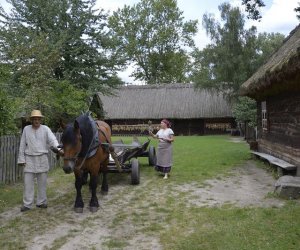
262;92;300;149
258;139;300;168
204;118;235;135
107;118;234;136
256;91;300;168
0;133;62;184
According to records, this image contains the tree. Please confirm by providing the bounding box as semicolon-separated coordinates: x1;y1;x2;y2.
191;3;284;98
0;0;123;126
191;3;258;97
108;0;198;84
191;3;284;126
0;63;18;135
295;3;300;20
242;0;300;21
242;0;265;20
232;96;257;127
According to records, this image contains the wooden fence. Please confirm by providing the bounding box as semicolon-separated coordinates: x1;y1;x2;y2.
0;133;62;184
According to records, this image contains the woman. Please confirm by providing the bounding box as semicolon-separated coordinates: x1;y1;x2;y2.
149;119;174;179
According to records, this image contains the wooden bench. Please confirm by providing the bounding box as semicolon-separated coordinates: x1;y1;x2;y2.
251;151;297;176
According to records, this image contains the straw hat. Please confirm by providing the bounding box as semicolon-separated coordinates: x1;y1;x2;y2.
30;110;44;118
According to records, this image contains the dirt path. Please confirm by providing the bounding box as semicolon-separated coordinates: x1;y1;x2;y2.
1;160;285;249
176;161;285;208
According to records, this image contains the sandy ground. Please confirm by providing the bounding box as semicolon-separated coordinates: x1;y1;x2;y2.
176;161;285;208
1;158;286;249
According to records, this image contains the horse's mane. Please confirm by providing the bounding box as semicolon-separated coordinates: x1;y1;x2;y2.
76;114;99;157
61;124;76;145
62;113;100;158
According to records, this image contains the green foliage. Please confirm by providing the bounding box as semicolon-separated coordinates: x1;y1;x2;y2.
242;1;300;21
191;3;259;96
44;81;89;129
242;0;265;20
108;0;198;84
0;0;123;90
0;64;18;135
232;96;257;126
0;0;124;131
0;88;18;135
191;3;284;99
255;32;286;66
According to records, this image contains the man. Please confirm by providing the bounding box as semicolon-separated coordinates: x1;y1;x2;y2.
18;110;60;212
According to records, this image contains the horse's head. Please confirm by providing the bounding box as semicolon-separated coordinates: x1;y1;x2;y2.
61;120;82;174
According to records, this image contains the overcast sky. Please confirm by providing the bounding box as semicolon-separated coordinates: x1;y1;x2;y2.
0;0;299;83
96;0;299;48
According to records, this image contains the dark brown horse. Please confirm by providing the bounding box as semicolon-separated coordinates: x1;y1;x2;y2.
60;113;113;213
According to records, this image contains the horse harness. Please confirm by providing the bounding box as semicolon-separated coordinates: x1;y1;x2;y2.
69;121;111;171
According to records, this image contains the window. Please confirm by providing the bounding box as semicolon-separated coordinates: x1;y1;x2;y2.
261;101;267;131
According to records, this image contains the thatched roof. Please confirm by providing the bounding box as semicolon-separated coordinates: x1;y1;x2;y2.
92;84;232;119
240;24;300;99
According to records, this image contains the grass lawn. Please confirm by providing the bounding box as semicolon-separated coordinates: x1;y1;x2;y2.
1;135;300;249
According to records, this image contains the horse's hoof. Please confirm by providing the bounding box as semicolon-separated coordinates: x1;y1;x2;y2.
74;207;83;213
90;206;98;213
101;190;108;195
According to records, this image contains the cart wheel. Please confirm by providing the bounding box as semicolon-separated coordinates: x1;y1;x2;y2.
131;159;140;185
148;146;156;166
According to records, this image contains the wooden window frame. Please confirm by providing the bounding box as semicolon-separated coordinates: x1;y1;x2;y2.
261;101;268;132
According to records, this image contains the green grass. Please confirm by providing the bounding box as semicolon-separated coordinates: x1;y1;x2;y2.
0;182;23;213
0;162;74;213
160;202;300;250
112;135;250;182
172;135;250;183
1;135;300;250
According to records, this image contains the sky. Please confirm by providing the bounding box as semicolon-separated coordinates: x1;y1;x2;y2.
96;0;299;49
0;0;299;83
96;0;299;83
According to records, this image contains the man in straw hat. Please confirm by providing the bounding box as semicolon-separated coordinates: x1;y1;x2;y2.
18;110;61;212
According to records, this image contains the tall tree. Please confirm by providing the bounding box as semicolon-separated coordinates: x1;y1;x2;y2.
242;0;265;20
191;3;284;99
0;0;123;124
108;0;198;84
191;3;284;126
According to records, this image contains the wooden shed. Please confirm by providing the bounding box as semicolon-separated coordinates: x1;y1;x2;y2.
240;24;300;169
90;83;234;135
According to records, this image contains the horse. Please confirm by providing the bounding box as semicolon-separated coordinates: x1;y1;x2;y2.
60;113;114;213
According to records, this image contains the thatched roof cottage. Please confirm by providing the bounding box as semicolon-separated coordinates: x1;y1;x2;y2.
90;84;234;135
240;24;300;171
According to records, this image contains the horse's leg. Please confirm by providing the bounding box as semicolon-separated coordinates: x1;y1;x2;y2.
101;158;109;195
89;173;99;212
74;173;84;213
82;170;89;186
101;169;109;195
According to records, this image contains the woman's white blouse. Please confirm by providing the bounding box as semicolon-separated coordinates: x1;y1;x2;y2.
156;128;174;142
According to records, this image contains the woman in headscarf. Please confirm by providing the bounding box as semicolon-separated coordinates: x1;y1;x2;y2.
149;119;174;179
